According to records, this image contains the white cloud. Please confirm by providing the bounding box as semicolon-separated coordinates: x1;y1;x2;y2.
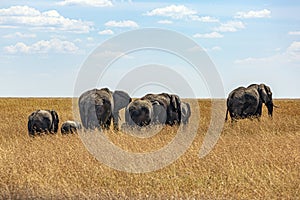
5;43;29;54
0;6;93;33
145;4;218;22
211;46;222;51
57;0;113;7
193;32;223;38
288;31;300;35
286;41;300;61
202;46;222;52
105;20;138;28
146;5;196;19
157;20;173;24
234;56;275;65
87;37;94;41
189;15;219;22
0;5;40;16
235;9;271;19
214;21;245;32
98;29;114;35
3;32;36;38
4;38;79;54
234;41;300;65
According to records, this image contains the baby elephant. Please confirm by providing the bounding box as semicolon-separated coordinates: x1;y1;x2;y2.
61;121;82;134
28;110;59;136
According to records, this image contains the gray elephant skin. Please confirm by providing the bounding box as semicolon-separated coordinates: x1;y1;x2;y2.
125;99;157;127
78;88;131;131
61;120;82;134
125;93;181;127
225;83;274;121
28;110;59;136
141;93;182;126
181;102;191;124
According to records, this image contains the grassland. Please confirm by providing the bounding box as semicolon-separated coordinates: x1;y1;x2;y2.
0;98;299;199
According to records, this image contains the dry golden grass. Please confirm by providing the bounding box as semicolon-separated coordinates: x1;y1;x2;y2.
0;98;299;199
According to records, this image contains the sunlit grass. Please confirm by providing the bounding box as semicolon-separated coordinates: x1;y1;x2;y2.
0;98;299;199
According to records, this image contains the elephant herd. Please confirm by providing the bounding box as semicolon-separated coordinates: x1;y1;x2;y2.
78;88;192;131
27;83;275;136
27;88;192;136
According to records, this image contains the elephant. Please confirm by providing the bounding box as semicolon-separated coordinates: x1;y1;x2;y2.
61;120;82;134
28;110;59;136
141;93;182;126
125;99;155;127
225;83;274;121
181;102;191;124
78;88;132;131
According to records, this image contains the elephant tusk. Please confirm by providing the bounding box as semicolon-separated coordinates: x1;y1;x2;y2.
273;104;279;108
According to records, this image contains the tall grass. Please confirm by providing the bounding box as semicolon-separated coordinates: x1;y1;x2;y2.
0;98;299;199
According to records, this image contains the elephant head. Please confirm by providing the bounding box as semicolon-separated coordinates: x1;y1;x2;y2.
258;84;273;117
125;99;153;127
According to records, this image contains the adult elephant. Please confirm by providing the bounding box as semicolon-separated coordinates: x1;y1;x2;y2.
225;83;274;121
78;88;131;131
181;102;191;124
28;110;59;136
125;99;156;127
61;120;82;134
141;93;182;126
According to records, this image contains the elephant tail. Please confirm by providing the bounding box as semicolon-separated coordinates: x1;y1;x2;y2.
225;107;229;121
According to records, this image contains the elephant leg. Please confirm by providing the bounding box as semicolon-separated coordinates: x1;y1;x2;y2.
256;103;263;117
228;111;237;122
103;117;111;130
29;130;35;136
112;112;119;131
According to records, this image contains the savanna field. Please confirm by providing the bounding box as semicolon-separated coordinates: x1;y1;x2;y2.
0;98;299;199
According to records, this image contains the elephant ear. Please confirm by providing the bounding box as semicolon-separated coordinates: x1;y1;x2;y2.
50;110;59;133
170;94;182;122
125;104;132;125
170;95;181;110
258;84;270;103
113;90;132;112
186;102;191;117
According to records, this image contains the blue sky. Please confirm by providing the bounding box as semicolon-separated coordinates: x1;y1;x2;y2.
0;0;299;98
